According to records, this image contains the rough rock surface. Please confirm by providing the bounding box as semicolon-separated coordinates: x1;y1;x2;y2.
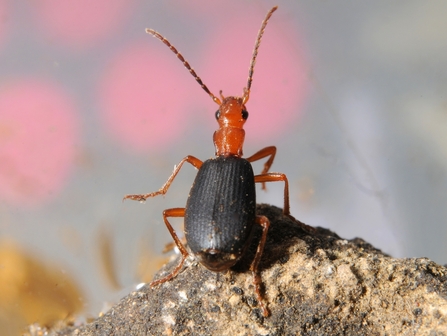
56;204;447;335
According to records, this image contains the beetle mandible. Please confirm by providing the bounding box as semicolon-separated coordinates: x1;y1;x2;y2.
124;6;312;317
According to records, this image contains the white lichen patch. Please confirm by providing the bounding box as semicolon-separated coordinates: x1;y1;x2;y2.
162;314;175;326
205;280;217;291
178;290;188;301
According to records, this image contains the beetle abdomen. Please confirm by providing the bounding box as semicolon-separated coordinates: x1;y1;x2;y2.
185;156;256;270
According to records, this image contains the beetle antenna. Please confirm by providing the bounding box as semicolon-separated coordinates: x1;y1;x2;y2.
146;29;222;105
242;6;278;105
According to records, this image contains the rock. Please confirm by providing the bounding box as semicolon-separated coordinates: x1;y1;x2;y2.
56;204;447;335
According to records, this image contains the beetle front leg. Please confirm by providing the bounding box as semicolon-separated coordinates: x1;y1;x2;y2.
151;207;189;287
255;173;315;233
250;215;270;317
246;146;276;190
124;155;203;202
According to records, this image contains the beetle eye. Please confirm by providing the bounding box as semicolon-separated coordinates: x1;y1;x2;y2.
215;110;220;120
242;110;249;120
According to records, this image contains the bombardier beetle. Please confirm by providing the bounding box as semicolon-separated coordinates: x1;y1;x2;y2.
124;6;312;317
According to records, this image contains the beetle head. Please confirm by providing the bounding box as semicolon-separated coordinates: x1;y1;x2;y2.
215;94;248;129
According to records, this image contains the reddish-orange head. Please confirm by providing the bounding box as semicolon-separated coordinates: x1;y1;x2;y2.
213;94;248;157
215;95;248;128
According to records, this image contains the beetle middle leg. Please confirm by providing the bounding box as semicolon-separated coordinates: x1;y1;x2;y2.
255;173;316;233
150;207;190;287
246;146;276;190
124;155;203;202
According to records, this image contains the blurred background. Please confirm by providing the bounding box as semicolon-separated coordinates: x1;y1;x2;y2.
1;0;446;333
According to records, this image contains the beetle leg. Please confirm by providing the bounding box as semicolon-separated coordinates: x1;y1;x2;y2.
246;146;276;190
250;215;270;317
162;237;186;253
151;208;189;287
255;172;291;213
255;173;316;233
124;155;203;202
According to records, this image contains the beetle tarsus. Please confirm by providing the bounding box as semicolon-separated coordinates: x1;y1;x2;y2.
252;271;270;317
150;254;188;287
123;194;148;202
286;213;317;234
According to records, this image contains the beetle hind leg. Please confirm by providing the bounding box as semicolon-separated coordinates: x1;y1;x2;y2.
250;215;271;317
150;208;189;287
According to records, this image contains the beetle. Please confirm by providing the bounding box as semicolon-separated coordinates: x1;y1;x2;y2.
124;6;313;317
